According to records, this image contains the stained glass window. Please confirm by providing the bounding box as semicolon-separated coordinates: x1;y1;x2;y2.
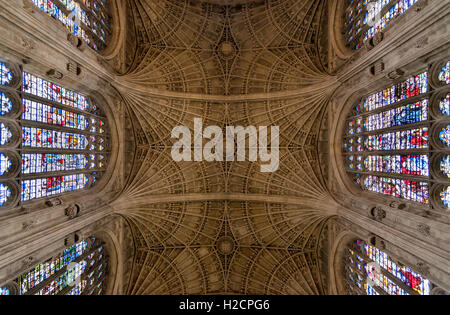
439;61;450;85
0;153;12;176
343;68;450;209
439;93;450;116
439;125;450;147
345;240;432;295
0;183;11;206
0;92;13;115
345;0;420;50
8;236;108;295
0;62;12;86
0;61;108;209
30;0;111;51
0;286;10;295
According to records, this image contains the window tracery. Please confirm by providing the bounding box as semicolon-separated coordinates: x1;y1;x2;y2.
0;236;107;295
344;0;421;50
345;239;436;295
0;60;109;210
30;0;112;51
343;60;450;210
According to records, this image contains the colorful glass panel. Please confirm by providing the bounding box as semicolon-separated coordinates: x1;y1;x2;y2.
22;99;89;130
440;155;450;178
363;175;429;204
23;72;90;111
358;240;431;295
19;237;105;295
364;155;429;176
0;184;11;206
0;62;12;85
364;127;428;151
439;125;450;147
346;0;420;50
0;153;12;176
22;127;88;150
439;93;450;116
362;100;428;133
0;123;12;145
440;186;450;208
30;0;110;51
438;61;450;85
19;238;89;294
363;73;428;112
22;154;88;174
0;286;10;295
0;92;13;116
21;174;89;201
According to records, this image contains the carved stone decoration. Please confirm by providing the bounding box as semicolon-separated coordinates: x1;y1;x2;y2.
217;41;237;61
369;234;386;250
371;31;384;47
65;204;81;219
387;69;405;80
415;36;428;49
45;198;63;207
46;69;63;80
369;61;385;76
64;233;79;247
20;37;35;52
216;236;235;256
370;207;386;222
417;224;431;237
414;0;428;11
66;60;81;76
22;220;35;231
389;201;407;210
22;256;34;269
415;261;430;277
67;33;80;48
22;0;35;13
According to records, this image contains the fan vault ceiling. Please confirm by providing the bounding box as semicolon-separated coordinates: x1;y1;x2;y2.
111;0;338;294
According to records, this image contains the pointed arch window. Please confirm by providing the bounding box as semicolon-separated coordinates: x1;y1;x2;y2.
30;0;112;51
344;0;421;50
0;236;107;295
343;61;450;210
344;239;436;295
0;60;109;210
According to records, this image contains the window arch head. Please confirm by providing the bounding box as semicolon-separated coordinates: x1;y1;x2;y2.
344;0;422;50
29;0;112;52
0;60;110;211
342;64;450;211
0;235;108;295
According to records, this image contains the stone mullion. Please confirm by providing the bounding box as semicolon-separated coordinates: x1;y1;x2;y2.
21;244;103;295
21;93;108;124
58;256;105;295
74;0;112;34
380;268;420;295
344;93;432;123
345;278;366;295
352;245;420;295
21;119;98;138
81;274;106;295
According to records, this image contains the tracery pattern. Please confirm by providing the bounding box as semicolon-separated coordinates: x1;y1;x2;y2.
345;240;432;295
344;0;420;50
343;67;450;209
2;236;108;295
0;61;108;209
30;0;111;51
113;0;332;294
